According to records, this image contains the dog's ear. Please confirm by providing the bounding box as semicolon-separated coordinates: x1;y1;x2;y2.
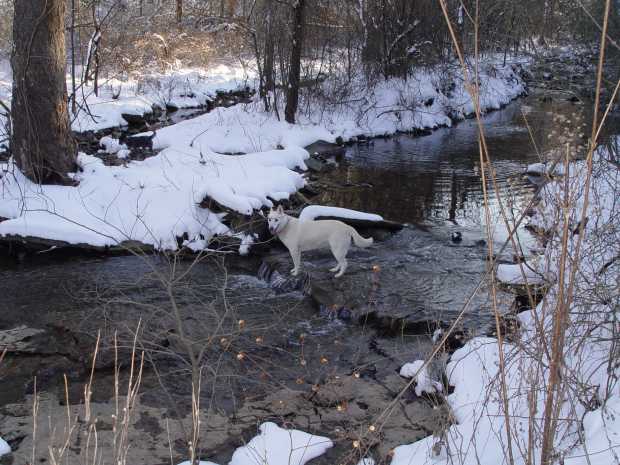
277;205;284;214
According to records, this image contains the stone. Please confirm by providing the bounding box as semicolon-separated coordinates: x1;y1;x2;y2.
304;140;346;160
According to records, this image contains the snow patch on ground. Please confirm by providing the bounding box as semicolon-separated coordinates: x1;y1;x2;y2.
228;422;333;465
0;437;10;457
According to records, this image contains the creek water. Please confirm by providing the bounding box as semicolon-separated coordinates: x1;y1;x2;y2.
0;93;618;459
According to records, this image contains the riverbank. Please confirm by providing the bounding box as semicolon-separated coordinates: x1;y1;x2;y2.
0;55;528;255
391;139;620;465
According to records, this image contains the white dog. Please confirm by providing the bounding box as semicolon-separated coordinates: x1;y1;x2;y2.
267;205;373;278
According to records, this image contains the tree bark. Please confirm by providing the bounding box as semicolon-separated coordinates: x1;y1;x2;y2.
261;0;275;112
176;0;183;23
11;0;77;185
284;0;306;124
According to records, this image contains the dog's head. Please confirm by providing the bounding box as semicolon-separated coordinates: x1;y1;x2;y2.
267;205;287;235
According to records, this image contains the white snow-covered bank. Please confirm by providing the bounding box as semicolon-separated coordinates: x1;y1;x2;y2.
0;56;528;251
149;55;527;152
0;61;252;136
392;140;620;465
301;57;527;141
0;147;306;250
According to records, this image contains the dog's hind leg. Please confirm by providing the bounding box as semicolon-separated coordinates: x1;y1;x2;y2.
334;259;348;278
329;236;349;278
329;264;341;273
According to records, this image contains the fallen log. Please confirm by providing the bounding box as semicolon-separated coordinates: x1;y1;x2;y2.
310;215;404;232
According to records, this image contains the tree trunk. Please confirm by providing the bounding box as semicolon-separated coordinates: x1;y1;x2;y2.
284;0;306;124
261;0;275;112
11;0;77;185
176;0;182;23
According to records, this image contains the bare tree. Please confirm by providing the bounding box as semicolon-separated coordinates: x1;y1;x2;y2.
177;0;183;23
10;0;77;184
285;0;307;124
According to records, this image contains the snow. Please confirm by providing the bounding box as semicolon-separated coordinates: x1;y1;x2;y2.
0;437;9;457
526;162;564;177
496;262;547;285
390;140;620;465
399;360;443;397
177;461;219;465
357;459;375;465
0;60;252;134
0;56;527;251
99;136;126;154
298;206;384;222
0;146;306;250
293;55;527;142
71;64;251;132
228;422;333;465
238;233;255;256
526;162;546;175
151;105;333;155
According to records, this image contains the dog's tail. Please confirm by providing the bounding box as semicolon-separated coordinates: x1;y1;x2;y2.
351;230;373;248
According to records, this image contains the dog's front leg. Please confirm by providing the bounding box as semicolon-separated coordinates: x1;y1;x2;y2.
290;248;302;276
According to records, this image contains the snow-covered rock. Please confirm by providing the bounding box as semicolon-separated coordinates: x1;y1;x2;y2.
0;437;10;457
496;263;547;286
400;360;443;397
99;136;126;154
229;422;333;465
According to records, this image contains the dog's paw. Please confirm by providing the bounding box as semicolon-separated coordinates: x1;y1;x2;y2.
290;268;299;276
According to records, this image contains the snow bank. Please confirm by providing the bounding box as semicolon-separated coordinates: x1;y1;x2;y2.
0;146;306;249
71;65;251;132
525;162;564;177
297;57;526;141
151;104;333;155
400;360;443;397
298;205;383;223
391;141;620;465
0;60;252;134
229;422;333;465
0;437;9;457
